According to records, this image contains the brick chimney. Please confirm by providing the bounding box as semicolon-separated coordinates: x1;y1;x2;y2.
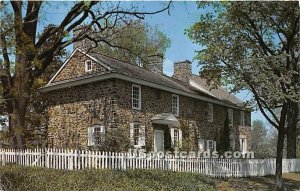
173;60;192;83
147;54;163;75
73;25;96;52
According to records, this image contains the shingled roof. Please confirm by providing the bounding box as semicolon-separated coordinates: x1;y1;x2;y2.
43;49;244;108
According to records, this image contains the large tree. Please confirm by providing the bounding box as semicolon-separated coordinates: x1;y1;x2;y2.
187;2;299;190
94;20;170;66
0;1;171;149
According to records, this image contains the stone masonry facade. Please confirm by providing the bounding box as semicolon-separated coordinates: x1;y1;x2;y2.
44;50;252;152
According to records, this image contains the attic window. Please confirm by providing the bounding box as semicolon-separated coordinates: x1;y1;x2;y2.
85;60;93;73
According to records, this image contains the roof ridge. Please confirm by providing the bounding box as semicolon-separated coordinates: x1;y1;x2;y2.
91;51;170;79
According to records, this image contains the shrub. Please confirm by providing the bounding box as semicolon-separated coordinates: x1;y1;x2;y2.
0;165;216;191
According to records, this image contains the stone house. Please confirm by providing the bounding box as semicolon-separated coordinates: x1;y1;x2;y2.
41;46;252;153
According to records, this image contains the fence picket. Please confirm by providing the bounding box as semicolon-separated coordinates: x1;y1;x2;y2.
0;148;299;178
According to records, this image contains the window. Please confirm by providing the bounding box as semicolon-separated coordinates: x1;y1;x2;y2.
207;103;213;122
170;127;182;148
228;109;233;127
240;111;245;126
172;94;179;116
85;60;93;73
132;84;141;110
88;125;105;146
130;123;145;148
206;140;216;151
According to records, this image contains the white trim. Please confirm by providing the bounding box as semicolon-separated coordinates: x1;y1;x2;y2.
189;80;216;98
132;84;141;110
85;60;93;73
47;48;111;85
47;49;79;85
41;72;246;110
77;48;111;71
172;94;179;117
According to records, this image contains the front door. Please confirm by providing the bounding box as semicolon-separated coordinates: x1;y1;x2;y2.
154;130;164;152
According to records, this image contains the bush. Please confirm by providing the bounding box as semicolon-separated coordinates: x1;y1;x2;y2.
0;165;216;191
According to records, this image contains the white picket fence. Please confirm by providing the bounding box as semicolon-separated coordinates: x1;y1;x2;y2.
0;148;299;178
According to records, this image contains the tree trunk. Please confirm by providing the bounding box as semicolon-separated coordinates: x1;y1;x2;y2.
286;101;298;158
275;126;285;191
11;98;29;149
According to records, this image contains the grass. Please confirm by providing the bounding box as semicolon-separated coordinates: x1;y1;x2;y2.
0;165;216;191
217;173;300;191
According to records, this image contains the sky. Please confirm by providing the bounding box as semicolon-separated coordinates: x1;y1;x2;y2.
37;1;265;124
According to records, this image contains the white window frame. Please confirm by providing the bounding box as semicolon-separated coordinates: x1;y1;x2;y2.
129;123;145;148
132;84;141;110
240;111;245;126
228;109;233;127
206;140;216;151
87;125;105;146
85;60;93;73
172;94;179;117
207;103;213;122
170;127;182;148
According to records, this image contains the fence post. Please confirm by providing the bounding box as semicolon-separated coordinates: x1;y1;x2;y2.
1;150;5;165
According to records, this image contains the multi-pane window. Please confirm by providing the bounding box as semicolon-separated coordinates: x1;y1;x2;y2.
130;123;145;148
240;111;245;126
88;125;105;146
207;103;213;122
133;123;140;146
94;126;105;145
85;60;92;72
172;94;179;116
207;140;214;150
171;127;182;148
228;109;233;126
132;84;141;110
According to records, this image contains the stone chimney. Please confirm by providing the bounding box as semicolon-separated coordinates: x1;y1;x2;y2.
147;54;164;75
173;60;192;83
73;25;96;52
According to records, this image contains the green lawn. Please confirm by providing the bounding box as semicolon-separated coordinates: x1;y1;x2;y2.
217;173;300;191
0;165;216;191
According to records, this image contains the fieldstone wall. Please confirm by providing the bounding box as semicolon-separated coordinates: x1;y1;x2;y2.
53;51;109;82
46;79;117;149
115;80;252;151
45;77;252;151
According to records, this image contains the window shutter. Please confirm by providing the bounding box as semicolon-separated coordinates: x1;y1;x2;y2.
170;128;175;148
178;129;182;148
198;139;205;151
239;139;243;151
139;125;146;147
87;127;94;146
129;123;134;145
213;141;217;151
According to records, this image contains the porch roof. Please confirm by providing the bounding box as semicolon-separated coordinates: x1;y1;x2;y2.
151;113;179;126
